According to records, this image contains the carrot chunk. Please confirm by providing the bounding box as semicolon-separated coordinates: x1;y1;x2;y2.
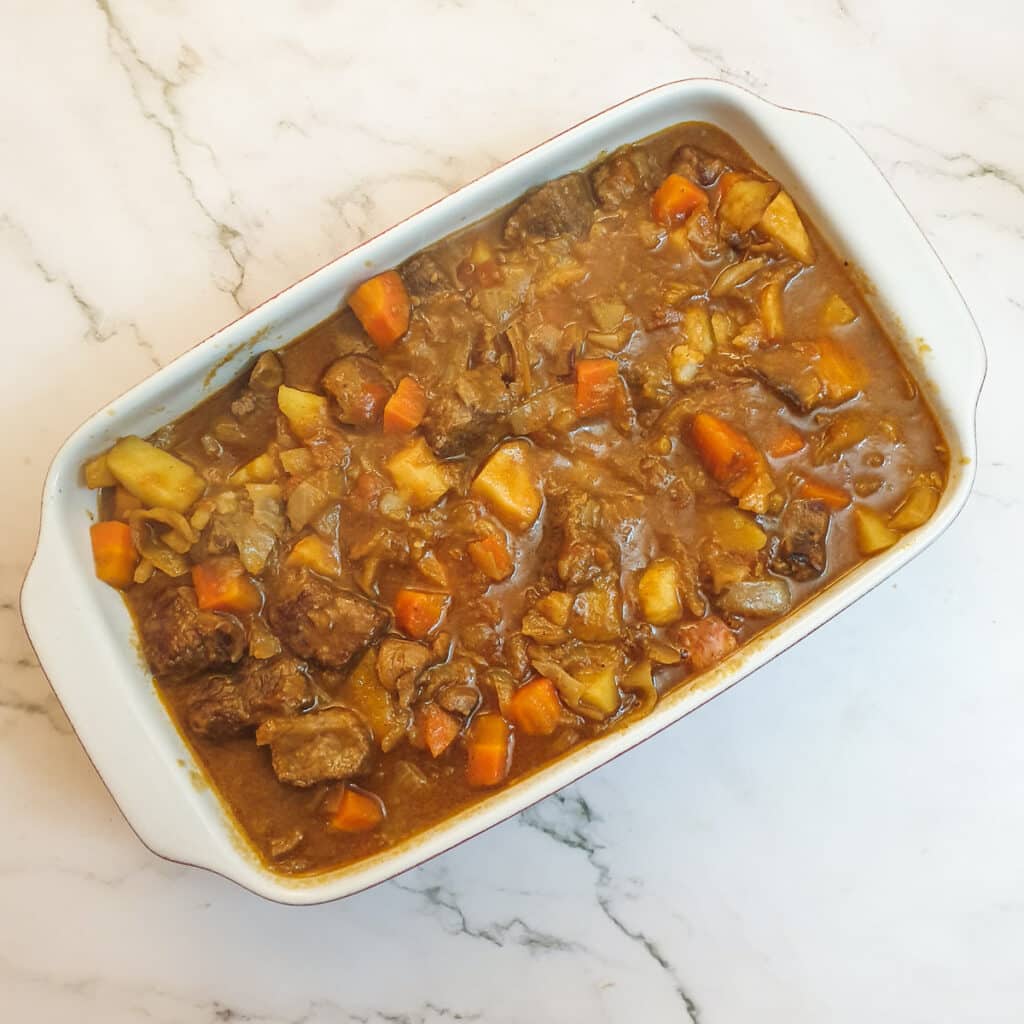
797;476;852;510
507;677;562;737
465;714;512;787
394;588;450;639
467;534;514;582
768;424;806;458
575;358;621;418
383;376;428;434
418;703;462;758
89;520;139;589
192;557;262;615
691;412;774;514
651;174;707;226
348;271;410;349
327;785;386;832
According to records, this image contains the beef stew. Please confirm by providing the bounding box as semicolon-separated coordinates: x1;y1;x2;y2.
83;121;948;875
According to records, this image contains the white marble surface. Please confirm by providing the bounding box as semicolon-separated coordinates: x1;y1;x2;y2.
2;1;1022;1020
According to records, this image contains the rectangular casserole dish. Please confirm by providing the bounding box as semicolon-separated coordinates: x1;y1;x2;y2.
21;79;985;904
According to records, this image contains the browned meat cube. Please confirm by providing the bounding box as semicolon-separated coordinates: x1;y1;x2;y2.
771;499;830;581
256;707;374;787
138;586;245;681
504;173;594;242
268;566;390;669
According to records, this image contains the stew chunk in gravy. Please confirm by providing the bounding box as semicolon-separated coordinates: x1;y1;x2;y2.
84;122;947;874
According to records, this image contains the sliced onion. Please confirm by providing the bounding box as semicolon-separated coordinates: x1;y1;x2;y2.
129;510;191;578
710;257;767;297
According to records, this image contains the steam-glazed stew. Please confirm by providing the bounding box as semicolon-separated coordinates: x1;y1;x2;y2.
84;122;947;874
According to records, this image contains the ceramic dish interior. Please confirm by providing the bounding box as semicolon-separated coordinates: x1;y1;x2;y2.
21;79;985;904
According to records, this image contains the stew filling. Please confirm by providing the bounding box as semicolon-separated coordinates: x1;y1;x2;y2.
84;122;948;875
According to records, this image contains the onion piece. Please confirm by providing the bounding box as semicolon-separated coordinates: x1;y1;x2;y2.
710;257;767;297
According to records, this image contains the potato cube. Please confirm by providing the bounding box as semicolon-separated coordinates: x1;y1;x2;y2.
637;558;683;626
854;506;900;555
759;191;815;264
720;176;779;232
471;441;542;532
106;436;206;513
577;665;620;717
889;485;939;531
822;293;857;326
277;385;329;439
229;450;278;485
705;508;767;554
386;438;451;511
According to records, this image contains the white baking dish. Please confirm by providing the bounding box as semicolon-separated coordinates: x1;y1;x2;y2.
21;80;985;904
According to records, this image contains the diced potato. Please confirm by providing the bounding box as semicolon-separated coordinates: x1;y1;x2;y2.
854;506;901;555
589;298;626;332
705;508;767;553
759;281;785;342
637;558;682;626
822;293;857;326
229;450;278;485
286;535;340;577
386;438;451;511
577;665;620;717
277;385;329;439
471;441;542;532
105;436;206;513
669;343;704;386
84;453;117;489
759;191;814;264
711;311;736;347
587;329;630;352
570;581;622;642
684;303;715;354
534;262;587;297
280;446;315;477
889;485;939;531
536;591;572;627
719;176;779;232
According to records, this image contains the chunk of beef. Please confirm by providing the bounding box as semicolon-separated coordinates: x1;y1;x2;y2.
591;151;649;210
771;499;830;580
422;366;513;457
376;638;433;708
751;343;828;413
256;707;373;787
504;173;595;242
138;586;244;680
269;566;390;668
671;145;727;187
186;656;316;739
401;252;452;299
322;355;392;426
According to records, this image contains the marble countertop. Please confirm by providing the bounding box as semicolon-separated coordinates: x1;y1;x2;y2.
3;2;1022;1021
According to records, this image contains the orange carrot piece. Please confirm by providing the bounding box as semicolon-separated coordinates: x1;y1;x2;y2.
383;376;428;434
348;270;410;349
327;785;386;832
465;714;512;787
467;534;514;582
575;358;621;418
651;174;707;226
394;588;450;639
692;412;760;484
797;476;852;510
768;424;806;458
192;557;262;615
90;520;139;589
692;412;774;513
419;703;462;758
507;677;562;737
